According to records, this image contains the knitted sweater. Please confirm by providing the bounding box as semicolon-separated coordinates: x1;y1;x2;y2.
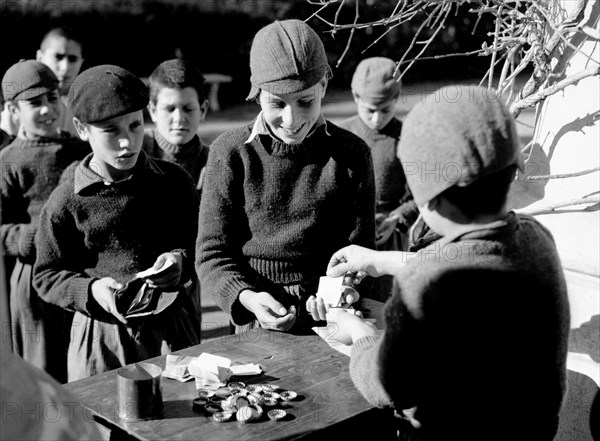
197;120;376;324
0;134;90;262
338;115;418;224
142;129;209;191
349;212;570;441
33;152;199;317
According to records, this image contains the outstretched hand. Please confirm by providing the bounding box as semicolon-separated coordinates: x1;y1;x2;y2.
146;252;183;289
327;245;385;279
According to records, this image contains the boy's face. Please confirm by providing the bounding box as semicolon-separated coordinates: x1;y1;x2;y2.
74;110;144;181
37;36;84;96
259;82;326;145
354;94;398;132
149;86;206;146
10;90;62;140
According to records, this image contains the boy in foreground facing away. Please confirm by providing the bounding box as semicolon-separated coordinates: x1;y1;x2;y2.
144;59;210;194
33;65;200;381
339;57;419;300
313;86;570;441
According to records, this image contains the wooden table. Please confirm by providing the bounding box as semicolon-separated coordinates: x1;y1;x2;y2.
64;300;393;441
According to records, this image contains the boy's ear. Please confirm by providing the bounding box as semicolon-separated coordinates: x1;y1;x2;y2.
352;91;360;104
199;99;209;121
72;117;89;141
319;77;328;100
147;102;157;123
36;49;43;61
6;100;19;118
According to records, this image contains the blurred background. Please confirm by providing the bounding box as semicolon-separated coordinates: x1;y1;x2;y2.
0;0;499;111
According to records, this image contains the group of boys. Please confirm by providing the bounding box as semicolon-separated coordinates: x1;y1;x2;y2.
1;19;569;441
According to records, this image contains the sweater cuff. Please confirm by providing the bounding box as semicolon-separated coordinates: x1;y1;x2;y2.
352;334;380;355
18;225;37;262
73;277;96;314
221;277;256;325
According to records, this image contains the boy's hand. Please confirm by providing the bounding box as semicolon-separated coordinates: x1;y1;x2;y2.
91;277;127;324
327;245;384;279
325;308;377;345
239;290;297;331
305;286;360;322
376;214;399;246
146;252;183;289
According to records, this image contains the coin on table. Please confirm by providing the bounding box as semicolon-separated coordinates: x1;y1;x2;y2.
204;403;223;414
192;397;207;411
228;381;246;390
267;409;287;421
214;386;232;398
197;389;215;399
262;391;280;401
236;404;263;423
213;411;233;423
260;383;279;392
245;384;263;394
279;390;297;401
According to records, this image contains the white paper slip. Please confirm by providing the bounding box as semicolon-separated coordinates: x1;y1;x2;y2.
316;276;344;307
135;259;175;279
188;352;233;386
230;363;263;376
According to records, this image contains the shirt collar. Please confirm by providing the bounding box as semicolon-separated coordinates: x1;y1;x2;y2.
74;150;164;194
438;211;518;246
244;111;330;144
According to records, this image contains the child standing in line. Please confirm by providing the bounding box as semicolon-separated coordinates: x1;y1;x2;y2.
1;60;89;382
197;19;376;333
33;65;200;381
0;92;13;151
144;59;210;195
338;57;419;301
316;86;570;441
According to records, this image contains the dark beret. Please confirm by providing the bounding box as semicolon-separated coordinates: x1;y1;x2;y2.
68;65;149;123
2;60;59;101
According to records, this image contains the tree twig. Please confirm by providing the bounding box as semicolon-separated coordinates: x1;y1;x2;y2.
526;166;600;181
520;196;600;216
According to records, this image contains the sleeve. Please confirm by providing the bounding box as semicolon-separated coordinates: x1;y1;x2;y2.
32;195;94;314
196;140;256;325
351;267;423;410
348;141;377;297
0;159;37;260
168;165;200;284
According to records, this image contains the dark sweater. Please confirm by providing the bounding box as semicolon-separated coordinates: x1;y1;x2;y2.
349;212;570;441
33;152;199;316
338;115;418;224
0;134;89;262
142;129;209;191
197;121;376;324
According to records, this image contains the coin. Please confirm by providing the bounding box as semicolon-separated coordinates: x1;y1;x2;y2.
213;411;233;423
267;409;287;421
228;381;246;390
260;383;279;392
279;390;297;401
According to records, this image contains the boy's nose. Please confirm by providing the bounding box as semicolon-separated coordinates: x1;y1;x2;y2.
39;105;50;115
281;105;297;126
119;138;130;149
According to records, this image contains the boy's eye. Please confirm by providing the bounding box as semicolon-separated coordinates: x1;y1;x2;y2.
67;55;79;63
130;121;142;130
298;100;313;107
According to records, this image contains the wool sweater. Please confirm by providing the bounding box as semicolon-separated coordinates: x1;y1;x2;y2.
197;120;376;325
349;212;570;441
142;129;209;191
33;151;199;316
0;134;90;262
338;115;418;224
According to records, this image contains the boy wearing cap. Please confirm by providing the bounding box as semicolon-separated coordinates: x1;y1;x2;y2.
320;87;570;440
0;27;84;137
0;60;89;382
339;57;418;301
33;65;200;381
0;92;13;151
197;19;375;333
144;59;210;194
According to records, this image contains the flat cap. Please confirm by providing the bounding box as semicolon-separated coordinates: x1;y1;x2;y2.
351;57;401;103
398;85;523;206
247;19;332;100
68;65;148;123
2;60;59;101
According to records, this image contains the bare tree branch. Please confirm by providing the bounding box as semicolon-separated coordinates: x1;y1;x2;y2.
526;166;600;181
520;196;600;216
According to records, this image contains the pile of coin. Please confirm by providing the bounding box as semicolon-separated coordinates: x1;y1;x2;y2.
192;381;298;423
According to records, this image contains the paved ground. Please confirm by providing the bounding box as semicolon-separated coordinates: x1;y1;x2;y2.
192;80;536;342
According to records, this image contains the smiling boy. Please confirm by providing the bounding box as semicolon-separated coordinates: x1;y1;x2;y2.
144;59;209;193
1;60;89;382
33;65;200;380
197;20;375;333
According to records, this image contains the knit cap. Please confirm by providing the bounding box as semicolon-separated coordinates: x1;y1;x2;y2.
246;19;332;100
398;85;522;206
2;60;59;101
351;57;401;103
68;65;149;124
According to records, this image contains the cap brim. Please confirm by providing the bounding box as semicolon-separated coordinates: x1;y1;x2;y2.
16;86;55;101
